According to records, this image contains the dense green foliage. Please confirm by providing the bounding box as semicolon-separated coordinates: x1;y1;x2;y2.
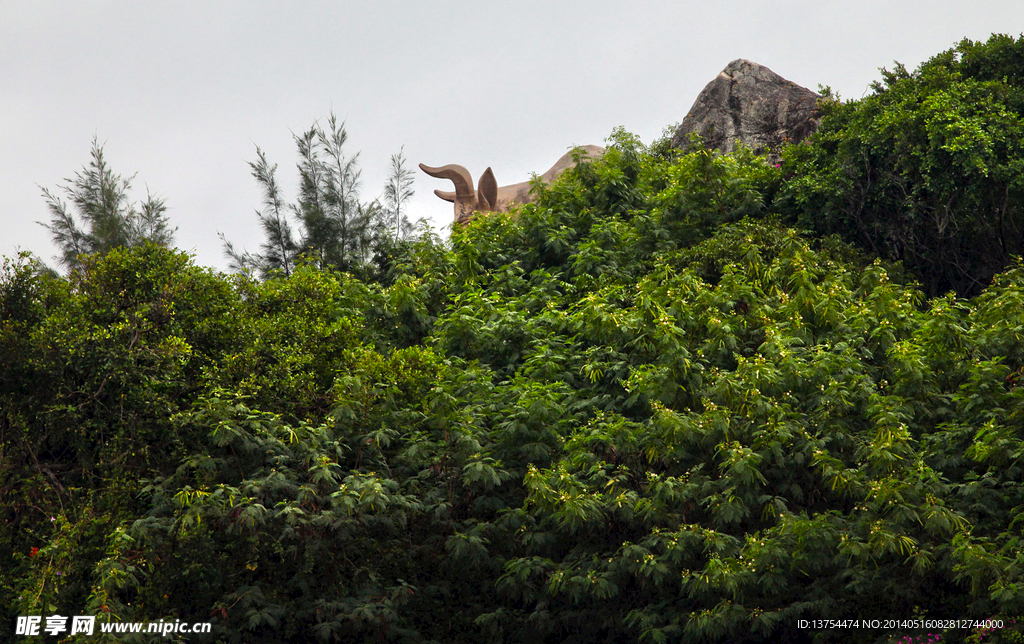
5;35;1024;644
778;34;1024;298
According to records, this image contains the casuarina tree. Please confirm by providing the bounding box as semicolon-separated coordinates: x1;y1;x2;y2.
39;137;175;273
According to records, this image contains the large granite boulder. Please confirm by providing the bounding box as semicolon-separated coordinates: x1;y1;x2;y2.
671;59;821;157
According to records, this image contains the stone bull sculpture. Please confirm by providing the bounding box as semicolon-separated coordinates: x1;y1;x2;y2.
420;145;605;225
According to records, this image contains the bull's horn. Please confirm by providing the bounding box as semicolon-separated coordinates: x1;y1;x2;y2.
419;163;474;198
477;167;497;211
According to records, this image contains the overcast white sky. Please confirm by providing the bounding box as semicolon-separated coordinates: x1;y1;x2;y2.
3;1;1023;271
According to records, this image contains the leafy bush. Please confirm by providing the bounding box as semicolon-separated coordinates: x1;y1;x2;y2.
777;34;1024;298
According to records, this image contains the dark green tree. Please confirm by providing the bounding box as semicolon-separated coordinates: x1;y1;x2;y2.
221;146;298;277
39;138;175;273
223;112;394;277
384;146;417;241
778;33;1024;297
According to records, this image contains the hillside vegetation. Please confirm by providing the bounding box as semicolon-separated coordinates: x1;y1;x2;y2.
3;35;1024;644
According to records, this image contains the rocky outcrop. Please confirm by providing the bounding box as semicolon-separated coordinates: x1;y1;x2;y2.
671;59;821;158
